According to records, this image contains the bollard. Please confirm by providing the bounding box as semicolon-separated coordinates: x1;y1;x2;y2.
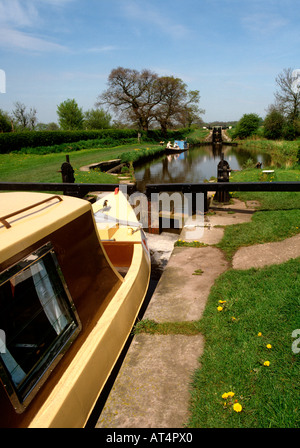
214;153;231;203
59;155;76;196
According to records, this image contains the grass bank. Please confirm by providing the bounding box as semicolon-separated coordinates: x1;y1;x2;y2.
235;139;300;167
0;143;162;184
215;168;300;259
188;258;300;428
186;128;210;144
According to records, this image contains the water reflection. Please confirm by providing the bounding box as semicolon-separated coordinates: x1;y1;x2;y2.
134;144;271;192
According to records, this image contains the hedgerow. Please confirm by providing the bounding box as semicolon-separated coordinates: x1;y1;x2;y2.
0;128;189;154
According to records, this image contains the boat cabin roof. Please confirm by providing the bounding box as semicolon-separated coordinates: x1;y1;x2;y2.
0;192;91;266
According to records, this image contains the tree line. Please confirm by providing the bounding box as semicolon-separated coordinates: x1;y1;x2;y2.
0;67;203;134
0;100;112;133
0;66;299;140
233;68;300;140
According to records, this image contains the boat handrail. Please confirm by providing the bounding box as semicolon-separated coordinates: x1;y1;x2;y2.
0;195;63;229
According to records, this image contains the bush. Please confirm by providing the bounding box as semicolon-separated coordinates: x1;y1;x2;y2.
282;122;298;141
232;113;261;139
0;110;11;133
263;110;285;139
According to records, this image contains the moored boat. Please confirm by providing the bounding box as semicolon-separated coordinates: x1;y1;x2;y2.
165;140;189;154
0;190;150;427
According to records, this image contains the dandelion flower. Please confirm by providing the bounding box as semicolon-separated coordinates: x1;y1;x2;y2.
227;391;235;397
266;344;272;349
231;317;236;321
217;306;223;312
257;332;262;337
218;300;226;304
264;361;270;366
222;393;228;399
233;403;242;413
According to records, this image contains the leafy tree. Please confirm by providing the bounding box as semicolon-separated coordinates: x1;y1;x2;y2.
97;67;204;132
57;99;84;130
36;122;59;131
84;108;111;129
12;102;37;130
97;67;160;131
153;76;202;133
263;107;285;139
232;113;261;139
0;109;12;132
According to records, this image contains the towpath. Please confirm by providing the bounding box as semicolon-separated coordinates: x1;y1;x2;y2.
95;198;300;428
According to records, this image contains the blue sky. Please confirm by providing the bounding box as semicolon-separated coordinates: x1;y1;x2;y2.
0;0;299;124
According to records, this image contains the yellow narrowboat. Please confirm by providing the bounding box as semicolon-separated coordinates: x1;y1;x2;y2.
0;189;150;427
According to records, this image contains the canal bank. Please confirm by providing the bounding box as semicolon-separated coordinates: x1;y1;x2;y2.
94;198;260;428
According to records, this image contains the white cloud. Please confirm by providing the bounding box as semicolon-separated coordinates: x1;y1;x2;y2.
0;27;67;52
0;0;38;27
0;0;71;52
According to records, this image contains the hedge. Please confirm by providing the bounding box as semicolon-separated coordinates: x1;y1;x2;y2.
0;129;140;154
0;129;189;154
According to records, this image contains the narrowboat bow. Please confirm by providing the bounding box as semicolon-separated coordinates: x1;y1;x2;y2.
0;190;150;427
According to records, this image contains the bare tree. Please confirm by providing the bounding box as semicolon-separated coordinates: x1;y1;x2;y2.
275;68;300;122
12;102;37;130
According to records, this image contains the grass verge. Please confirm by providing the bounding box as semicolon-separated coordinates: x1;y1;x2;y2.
216;168;300;259
0;143;162;184
187;259;300;428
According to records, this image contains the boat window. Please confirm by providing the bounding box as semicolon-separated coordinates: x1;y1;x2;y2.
0;242;81;413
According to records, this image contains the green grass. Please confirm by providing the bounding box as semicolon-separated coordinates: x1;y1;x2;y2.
134;318;202;336
235;139;300;167
0;143;162;184
187;259;300;428
230;168;300;210
214;168;300;259
186;128;210;144
217;209;300;260
174;240;208;248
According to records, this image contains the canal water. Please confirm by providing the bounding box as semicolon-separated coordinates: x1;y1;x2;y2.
134;144;271;192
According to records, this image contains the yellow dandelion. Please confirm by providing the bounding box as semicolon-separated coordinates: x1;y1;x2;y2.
233;403;242;413
218;300;226;304
227;391;235;397
257;332;262;337
222;393;228;399
217;306;223;312
266;344;272;349
263;361;270;366
231;317;236;321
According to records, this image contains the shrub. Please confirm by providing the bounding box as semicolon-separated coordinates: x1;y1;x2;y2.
232;113;261;139
263;110;285;139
